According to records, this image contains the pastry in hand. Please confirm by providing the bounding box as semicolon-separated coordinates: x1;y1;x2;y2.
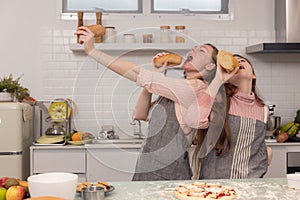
217;50;239;72
153;53;182;67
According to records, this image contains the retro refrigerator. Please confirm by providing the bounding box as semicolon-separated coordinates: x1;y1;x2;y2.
0;102;33;180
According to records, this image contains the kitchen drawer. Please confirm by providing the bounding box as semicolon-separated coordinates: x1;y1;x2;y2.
86;148;139;182
32;149;86;174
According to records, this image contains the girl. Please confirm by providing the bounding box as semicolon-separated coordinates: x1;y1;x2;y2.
190;54;271;179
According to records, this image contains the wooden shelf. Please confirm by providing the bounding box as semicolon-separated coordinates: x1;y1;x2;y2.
70;42;195;52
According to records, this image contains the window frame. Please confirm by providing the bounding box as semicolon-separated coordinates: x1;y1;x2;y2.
62;0;143;14
59;0;233;20
151;0;229;14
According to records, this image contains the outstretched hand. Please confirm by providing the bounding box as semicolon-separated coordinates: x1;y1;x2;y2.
216;62;239;84
74;27;95;54
152;52;169;72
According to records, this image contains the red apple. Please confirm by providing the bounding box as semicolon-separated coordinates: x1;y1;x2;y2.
0;177;9;188
6;186;25;200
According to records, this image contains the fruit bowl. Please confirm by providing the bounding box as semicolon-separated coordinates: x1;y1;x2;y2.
27;172;78;199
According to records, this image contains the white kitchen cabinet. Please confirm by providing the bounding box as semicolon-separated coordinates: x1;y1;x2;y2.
86;145;140;182
264;143;300;178
30;143;300;181
30;146;86;182
30;144;141;182
264;145;287;178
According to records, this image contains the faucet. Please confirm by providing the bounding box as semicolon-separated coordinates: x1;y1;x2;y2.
131;119;144;138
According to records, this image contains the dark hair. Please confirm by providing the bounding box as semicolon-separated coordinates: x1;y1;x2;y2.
202;43;219;83
205;43;218;64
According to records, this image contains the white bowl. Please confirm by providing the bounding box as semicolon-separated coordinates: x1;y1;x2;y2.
28;172;78;200
287;174;300;189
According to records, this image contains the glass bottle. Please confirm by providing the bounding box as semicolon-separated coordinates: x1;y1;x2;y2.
175;25;186;43
160;26;171;43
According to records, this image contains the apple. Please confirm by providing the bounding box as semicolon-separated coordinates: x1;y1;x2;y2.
0;187;7;200
18;180;28;193
0;178;9;188
6;186;25;200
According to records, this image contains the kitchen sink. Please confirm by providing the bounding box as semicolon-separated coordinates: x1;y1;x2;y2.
92;138;144;144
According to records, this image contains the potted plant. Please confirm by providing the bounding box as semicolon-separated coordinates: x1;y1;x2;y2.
0;74;30;102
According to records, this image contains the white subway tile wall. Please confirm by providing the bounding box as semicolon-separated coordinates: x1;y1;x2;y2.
40;28;300;137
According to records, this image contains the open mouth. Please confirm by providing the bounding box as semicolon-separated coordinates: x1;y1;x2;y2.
239;66;245;69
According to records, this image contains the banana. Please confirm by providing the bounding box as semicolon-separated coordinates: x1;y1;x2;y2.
287;123;299;137
280;121;295;132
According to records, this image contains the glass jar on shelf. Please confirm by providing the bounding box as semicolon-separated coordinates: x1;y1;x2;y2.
104;26;116;43
175;25;186;43
123;34;136;43
160;25;171;43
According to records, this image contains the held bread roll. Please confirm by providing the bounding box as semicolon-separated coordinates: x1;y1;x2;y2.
153;53;183;67
83;24;106;37
217;50;239;72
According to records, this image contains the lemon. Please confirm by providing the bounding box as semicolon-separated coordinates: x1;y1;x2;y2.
48;101;71;122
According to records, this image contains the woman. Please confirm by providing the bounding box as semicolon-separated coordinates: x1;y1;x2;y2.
75;27;238;180
190;54;271;179
131;50;217;181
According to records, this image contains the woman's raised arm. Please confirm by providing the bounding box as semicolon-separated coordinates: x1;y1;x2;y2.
75;26;140;81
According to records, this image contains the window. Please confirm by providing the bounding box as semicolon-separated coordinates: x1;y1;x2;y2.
61;0;231;20
62;0;142;13
151;0;228;14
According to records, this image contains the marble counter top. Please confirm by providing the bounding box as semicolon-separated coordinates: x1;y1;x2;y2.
30;139;300;149
31;140;143;149
99;178;299;200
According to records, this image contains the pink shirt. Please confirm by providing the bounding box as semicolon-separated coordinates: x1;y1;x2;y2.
87;49;214;144
229;92;265;122
136;68;214;142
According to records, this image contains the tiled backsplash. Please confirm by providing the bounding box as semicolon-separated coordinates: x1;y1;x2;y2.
40;28;300;137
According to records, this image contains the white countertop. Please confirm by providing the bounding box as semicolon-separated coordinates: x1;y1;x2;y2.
30;138;300;150
74;178;300;200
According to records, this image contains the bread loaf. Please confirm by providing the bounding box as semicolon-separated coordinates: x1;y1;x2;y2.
83;24;106;37
153;53;182;67
217;50;239;72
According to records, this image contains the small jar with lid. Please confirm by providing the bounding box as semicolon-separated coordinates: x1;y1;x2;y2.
175;25;186;43
104;26;116;43
123;34;136;43
160;26;171;43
